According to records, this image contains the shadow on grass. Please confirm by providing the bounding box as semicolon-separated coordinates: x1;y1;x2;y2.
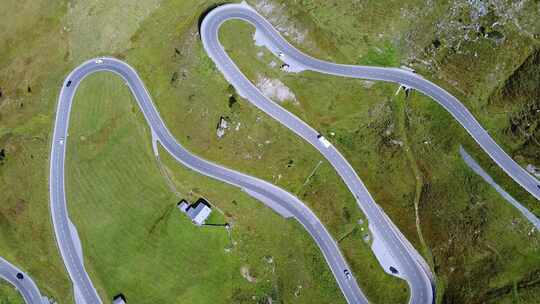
198;2;232;37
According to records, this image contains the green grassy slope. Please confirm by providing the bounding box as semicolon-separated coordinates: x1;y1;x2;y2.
66;73;232;303
0;282;24;304
0;0;539;303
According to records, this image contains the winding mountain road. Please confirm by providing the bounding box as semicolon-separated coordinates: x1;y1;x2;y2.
202;3;435;304
46;2;540;304
203;2;540;202
50;57;367;304
201;2;539;303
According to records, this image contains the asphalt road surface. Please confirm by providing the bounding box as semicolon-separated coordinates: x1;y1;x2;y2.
0;257;46;304
50;58;368;304
201;3;435;304
47;3;540;304
201;2;540;202
201;2;540;303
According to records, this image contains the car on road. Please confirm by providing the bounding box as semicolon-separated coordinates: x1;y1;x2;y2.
16;273;23;280
389;266;399;274
278;51;284;58
95;59;103;64
344;269;352;280
317;134;331;148
59;138;64;145
66;80;72;87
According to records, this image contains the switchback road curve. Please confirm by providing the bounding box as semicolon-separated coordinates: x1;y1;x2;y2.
202;2;540;202
48;2;540;304
201;2;540;304
50;58;367;304
202;3;435;304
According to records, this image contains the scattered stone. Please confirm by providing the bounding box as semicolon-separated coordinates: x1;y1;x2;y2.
384;123;394;136
390;139;404;146
469;0;487;21
255;75;297;104
487;30;505;44
255;0;309;44
240;266;257;283
294;285;302;297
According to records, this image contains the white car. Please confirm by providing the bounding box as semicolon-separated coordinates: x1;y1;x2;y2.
317;134;331;148
344;269;352;280
59;138;64;145
95;59;103;64
278;51;284;58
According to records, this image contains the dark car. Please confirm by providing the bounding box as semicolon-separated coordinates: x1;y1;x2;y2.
16;273;23;280
389;266;398;274
66;80;72;87
537;185;540;190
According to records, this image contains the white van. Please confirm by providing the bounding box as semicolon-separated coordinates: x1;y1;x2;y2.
317;134;331;148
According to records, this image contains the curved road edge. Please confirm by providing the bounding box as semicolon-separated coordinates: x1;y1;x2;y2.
50;58;368;304
201;1;540;302
0;257;46;304
207;2;540;202
201;3;434;304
